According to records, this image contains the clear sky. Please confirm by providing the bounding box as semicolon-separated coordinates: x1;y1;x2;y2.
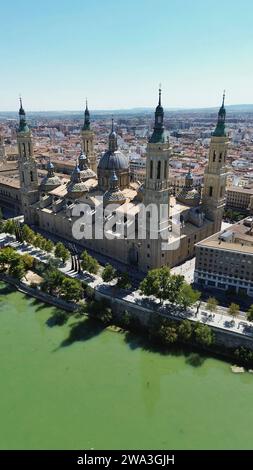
0;0;252;111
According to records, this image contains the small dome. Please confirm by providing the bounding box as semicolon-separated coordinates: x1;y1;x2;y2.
41;175;62;188
98;150;129;171
67;181;88;193
80;168;97;181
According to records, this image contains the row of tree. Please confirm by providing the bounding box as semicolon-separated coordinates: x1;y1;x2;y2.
206;296;253;323
138;266;200;309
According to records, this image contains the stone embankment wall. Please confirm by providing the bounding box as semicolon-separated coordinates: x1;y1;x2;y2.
0;274;77;312
94;288;253;352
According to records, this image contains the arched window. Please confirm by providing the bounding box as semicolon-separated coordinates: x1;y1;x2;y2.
22;171;25;183
164;161;167;179
219;152;222;162
23;143;26;157
28;143;31;156
30;171;34;182
220;186;223;197
150;160;153;179
157;161;161;180
213;151;216;162
209;186;213;197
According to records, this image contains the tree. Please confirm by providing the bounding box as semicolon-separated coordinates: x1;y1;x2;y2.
44;240;54;253
228;303;240;320
178;283;200;309
21;253;34;271
80;250;99;274
247;305;253;323
0;247;20;271
159;324;178;344
9;260;25;280
178;319;193;342
140;266;172;303
21;224;35;244
117;272;132;290
206;297;218;313
194;323;214;346
61;278;83;302
55;242;70;263
3;219;16;235
41;268;64;296
102;263;117;282
33;234;45;249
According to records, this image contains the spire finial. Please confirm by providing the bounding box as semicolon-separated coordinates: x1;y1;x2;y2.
85;98;88;110
159;83;162;106
111;116;114;132
19;95;23;109
222;90;225;107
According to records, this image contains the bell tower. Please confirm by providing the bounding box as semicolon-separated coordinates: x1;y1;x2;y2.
17;98;39;224
140;87;171;270
202;92;228;233
81;100;97;173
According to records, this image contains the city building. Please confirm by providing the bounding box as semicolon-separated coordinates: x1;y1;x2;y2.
226;185;253;213
194;217;253;297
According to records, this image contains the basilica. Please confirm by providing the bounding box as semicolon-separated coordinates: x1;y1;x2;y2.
14;90;228;272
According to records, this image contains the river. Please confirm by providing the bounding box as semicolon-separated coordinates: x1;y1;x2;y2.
0;281;253;450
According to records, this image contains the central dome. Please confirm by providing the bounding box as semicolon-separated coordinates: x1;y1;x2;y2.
97;119;130;191
98;150;129;171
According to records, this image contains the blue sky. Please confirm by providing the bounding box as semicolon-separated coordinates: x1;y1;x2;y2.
0;0;252;111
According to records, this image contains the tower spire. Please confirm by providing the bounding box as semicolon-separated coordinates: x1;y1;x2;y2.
149;86;165;144
109;116;117;152
82;99;90;130
213;91;226;137
18;97;29;132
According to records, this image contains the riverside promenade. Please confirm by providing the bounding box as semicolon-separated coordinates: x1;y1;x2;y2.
1;232;253;342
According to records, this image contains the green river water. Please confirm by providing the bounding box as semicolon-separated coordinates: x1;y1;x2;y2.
0;281;253;450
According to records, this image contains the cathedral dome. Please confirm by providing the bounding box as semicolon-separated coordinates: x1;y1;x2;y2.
103;170;126;205
78;151;96;181
67;163;88;195
98;150;129;171
40;161;62;191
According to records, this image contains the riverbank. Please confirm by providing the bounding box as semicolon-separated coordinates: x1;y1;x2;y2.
1;282;253;450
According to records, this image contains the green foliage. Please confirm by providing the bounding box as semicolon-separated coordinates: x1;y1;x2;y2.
140;266;199;308
80;250;99;274
206;297;218;312
246;305;253;322
44;240;54;253
234;347;253;366
228;303;240;318
9;260;25;280
21;224;35;244
178;319;193;341
194;322;214;346
102;263;117;282
140;266;173;302
61;277;83;302
41;268;65;295
117;272;132;290
178;283;200;309
22;253;34;271
3;219;16;235
55;242;70;263
159;324;178;344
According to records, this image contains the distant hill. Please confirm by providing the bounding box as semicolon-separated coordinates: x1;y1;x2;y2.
1;104;253;120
